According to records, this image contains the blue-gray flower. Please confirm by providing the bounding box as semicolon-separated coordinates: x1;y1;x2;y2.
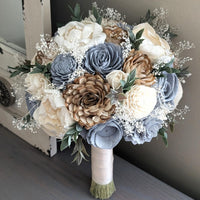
156;73;179;109
25;92;40;116
81;119;123;149
51;54;78;87
124;117;163;145
84;43;123;77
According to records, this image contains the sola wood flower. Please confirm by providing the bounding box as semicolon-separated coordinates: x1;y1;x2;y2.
124;85;157;119
103;25;128;45
132;23;172;63
123;49;155;86
84;43;123;77
63;73;115;130
33;90;75;139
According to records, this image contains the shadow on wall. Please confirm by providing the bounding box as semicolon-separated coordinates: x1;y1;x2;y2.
50;0;200;199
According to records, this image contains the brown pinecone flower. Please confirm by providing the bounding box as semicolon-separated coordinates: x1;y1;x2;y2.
63;73;115;130
123;49;156;86
103;26;128;45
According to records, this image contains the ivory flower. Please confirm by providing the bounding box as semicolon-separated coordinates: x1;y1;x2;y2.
124;85;157;119
33;89;75;139
24;73;49;100
54;21;106;53
132;23;172;63
106;70;127;90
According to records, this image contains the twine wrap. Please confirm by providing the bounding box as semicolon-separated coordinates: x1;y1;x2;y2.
90;146;116;199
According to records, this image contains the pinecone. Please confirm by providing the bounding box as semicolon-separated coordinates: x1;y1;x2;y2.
123;49;155;86
35;51;45;65
103;26;128;45
63;73;115;130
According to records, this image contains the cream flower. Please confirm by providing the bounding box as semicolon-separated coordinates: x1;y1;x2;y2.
124;85;157;119
33;89;75;139
132;23;172;63
106;70;127;90
24;73;49;100
54;21;106;53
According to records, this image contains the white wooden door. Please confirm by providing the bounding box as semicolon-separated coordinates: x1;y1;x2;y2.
0;0;57;156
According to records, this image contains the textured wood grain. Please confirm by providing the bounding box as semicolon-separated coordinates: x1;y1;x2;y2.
0;125;193;200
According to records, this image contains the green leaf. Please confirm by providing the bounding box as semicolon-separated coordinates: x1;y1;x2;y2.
65;128;77;136
68;5;74;14
134;39;144;50
146;9;151;20
92;6;102;24
165;58;174;67
120;80;126;87
71;138;89;165
68;3;82;21
136;29;144;40
74;3;80;17
128;29;135;42
60;139;69;151
169;122;174;132
92;6;99;19
10;70;21;78
68;136;72;147
158;128;168;147
75;123;83;132
122;69;136;93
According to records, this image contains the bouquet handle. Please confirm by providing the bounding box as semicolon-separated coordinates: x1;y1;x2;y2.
90;145;116;199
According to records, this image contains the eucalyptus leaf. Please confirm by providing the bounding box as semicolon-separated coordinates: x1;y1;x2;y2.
30;68;43;74
75;123;83;132
158;128;168;147
60;139;69;151
134;39;144;50
10;70;21;78
74;3;81;17
120;80;126;87
136;29;144;40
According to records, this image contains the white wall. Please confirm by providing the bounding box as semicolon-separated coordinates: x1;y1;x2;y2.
0;0;25;48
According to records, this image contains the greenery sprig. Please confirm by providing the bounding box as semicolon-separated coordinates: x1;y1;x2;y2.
153;59;190;78
60;123;89;165
120;69;137;93
92;6;102;25
68;3;83;22
9;61;52;80
158;127;168;147
8;60;33;78
30;63;51;80
129;29;144;50
176;66;190;78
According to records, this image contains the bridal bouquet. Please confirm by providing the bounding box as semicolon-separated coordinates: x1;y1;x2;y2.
9;2;193;199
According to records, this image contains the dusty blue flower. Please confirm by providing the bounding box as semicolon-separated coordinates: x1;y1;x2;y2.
84;43;123;77
25;92;40;116
124;117;163;145
156;73;179;109
51;54;77;87
81;119;123;149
